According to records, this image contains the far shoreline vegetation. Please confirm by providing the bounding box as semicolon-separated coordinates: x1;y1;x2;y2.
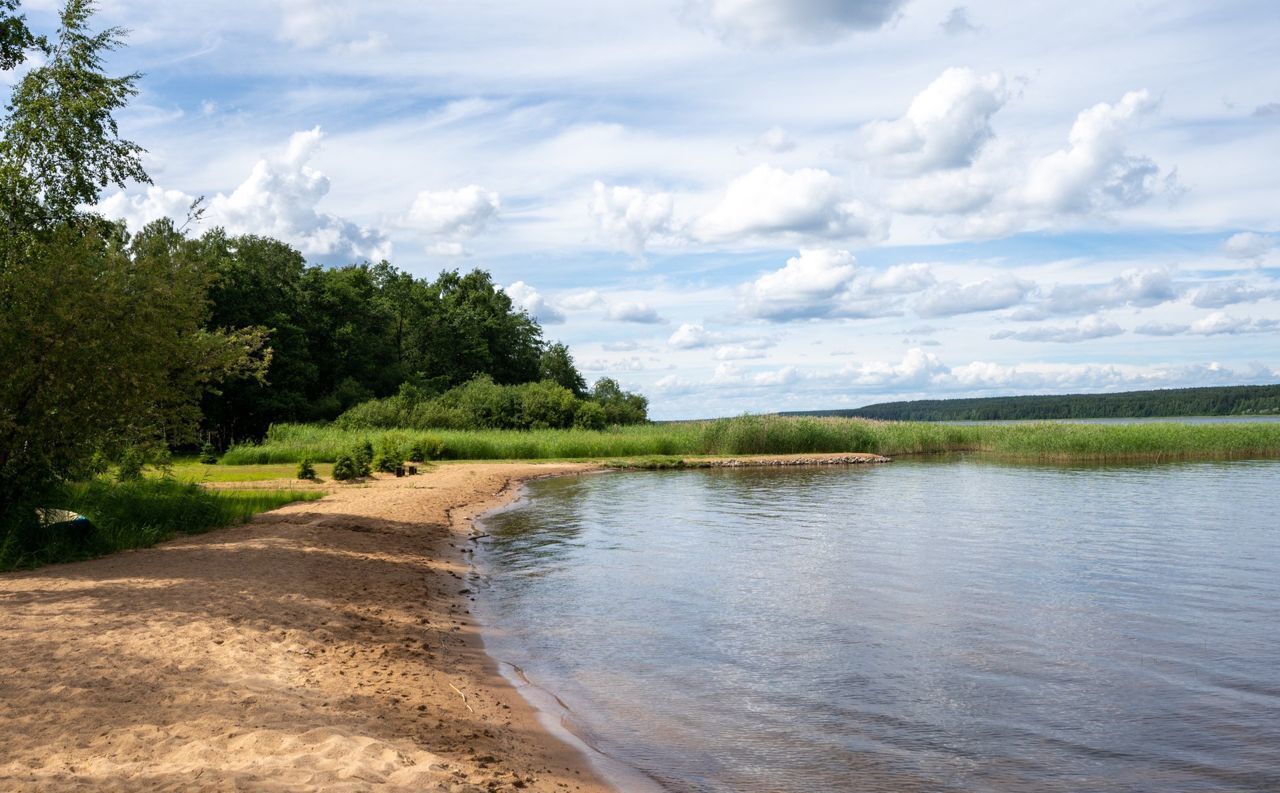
783;384;1280;422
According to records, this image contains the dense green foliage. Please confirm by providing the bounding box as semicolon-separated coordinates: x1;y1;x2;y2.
1;3;265;538
787;384;1280;422
0;479;320;571
0;0;39;71
220;415;1280;465
198;251;563;443
539;342;588;396
333;375;647;432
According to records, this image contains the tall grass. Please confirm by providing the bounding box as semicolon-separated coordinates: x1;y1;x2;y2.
219;415;1280;465
0;480;322;571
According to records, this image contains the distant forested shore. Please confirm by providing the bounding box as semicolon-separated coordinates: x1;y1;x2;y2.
782;385;1280;422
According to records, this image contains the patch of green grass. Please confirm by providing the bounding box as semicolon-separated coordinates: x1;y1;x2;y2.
154;460;336;483
219;415;1280;465
0;479;322;571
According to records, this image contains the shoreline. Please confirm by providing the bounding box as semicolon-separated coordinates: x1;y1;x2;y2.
0;453;890;791
0;462;616;792
466;474;670;793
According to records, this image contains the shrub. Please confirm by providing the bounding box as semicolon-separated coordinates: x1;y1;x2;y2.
592;377;649;426
333;397;403;430
373;453;399;473
519;380;578;429
116;448;145;482
297;458;317;480
332;374;650;432
198;441;219;465
354;440;374;477
573;400;607;431
332;454;358;481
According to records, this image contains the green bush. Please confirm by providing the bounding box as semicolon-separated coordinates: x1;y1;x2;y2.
573;400;607;431
332;454;358;481
333;396;404;430
354;440;374;477
519;380;579;429
373;453;399;473
116;448;146;482
592;378;648;426
297;458;317;480
332;374;649;432
198;441;219;465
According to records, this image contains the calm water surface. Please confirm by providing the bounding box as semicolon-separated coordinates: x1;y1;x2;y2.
476;459;1280;792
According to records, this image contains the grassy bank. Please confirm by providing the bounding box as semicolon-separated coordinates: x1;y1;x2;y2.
221;415;1280;465
0;480;323;572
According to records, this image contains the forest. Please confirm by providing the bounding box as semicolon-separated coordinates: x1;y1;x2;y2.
785;384;1280;422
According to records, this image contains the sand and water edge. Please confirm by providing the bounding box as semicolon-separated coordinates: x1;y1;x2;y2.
0;454;886;792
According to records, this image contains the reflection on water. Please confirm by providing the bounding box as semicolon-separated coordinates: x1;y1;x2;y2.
476;459;1280;792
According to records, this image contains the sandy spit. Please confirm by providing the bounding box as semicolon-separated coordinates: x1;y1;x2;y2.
0;462;612;793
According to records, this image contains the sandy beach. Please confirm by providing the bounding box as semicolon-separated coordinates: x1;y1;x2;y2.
0;453;887;791
0;462;614;792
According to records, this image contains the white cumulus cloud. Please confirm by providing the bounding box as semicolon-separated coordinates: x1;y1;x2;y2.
742;249;858;320
589;182;676;257
862;68;1009;173
1023;89;1163;213
697;165;882;243
408;185;500;237
845;348;951;388
209;128;392;261
96;186;198;233
668;322;728;349
503;281;565;325
97;127;392;262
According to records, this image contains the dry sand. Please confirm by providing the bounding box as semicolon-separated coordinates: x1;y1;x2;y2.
0;462;612;793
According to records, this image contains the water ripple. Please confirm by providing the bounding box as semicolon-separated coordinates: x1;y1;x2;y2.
476;459;1280;793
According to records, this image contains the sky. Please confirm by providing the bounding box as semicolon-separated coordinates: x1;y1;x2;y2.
11;0;1280;418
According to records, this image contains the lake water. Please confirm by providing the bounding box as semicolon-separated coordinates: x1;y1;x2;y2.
475;459;1280;792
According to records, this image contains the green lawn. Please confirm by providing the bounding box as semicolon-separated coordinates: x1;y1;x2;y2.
156;459;335;483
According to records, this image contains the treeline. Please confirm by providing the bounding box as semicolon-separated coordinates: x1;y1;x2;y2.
784;385;1280;422
335;376;647;432
194;237;644;443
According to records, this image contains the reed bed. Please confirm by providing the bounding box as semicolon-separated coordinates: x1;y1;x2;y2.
220;415;1280;465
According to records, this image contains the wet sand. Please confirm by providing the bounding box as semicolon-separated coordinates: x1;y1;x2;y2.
0;462;612;792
